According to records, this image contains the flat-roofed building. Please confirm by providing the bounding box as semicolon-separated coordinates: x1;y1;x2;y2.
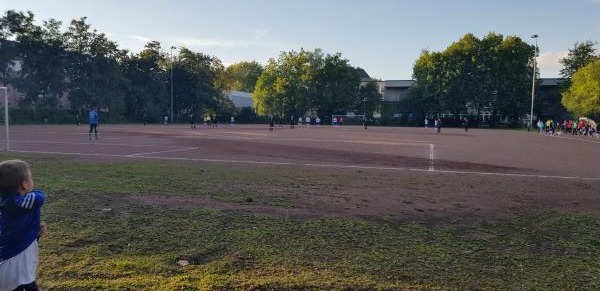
227;90;253;110
536;78;568;119
378;80;413;102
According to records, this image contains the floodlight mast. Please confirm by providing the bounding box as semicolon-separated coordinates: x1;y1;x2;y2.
529;35;538;131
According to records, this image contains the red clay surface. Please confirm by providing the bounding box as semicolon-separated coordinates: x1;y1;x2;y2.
4;124;600;220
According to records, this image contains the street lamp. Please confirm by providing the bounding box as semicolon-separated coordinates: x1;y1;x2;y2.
170;46;177;123
529;35;538;131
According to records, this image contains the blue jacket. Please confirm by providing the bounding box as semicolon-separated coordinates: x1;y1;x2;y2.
0;190;45;261
88;110;99;125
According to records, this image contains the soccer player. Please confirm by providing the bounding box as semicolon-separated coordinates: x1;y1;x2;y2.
88;107;99;140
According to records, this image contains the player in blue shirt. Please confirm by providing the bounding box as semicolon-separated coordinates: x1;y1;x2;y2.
0;159;46;291
88;107;99;140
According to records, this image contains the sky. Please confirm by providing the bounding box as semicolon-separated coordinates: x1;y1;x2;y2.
3;0;600;80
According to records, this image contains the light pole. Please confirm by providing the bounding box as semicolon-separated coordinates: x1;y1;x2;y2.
529;35;538;131
170;46;177;123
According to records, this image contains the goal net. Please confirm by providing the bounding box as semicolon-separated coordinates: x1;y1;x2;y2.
331;114;365;125
0;87;8;151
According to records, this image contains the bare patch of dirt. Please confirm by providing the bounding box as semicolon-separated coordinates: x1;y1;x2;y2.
117;170;599;224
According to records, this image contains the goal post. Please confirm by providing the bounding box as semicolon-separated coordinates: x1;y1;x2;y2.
331;114;365;125
0;87;8;151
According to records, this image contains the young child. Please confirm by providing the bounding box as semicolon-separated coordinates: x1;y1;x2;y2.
0;159;46;291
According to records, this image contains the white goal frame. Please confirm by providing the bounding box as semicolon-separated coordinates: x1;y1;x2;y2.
1;87;8;151
331;114;365;125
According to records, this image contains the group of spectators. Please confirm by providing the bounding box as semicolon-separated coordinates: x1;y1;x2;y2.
299;116;321;126
536;118;599;138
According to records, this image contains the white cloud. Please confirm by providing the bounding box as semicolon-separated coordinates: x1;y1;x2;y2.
114;29;275;55
127;35;152;44
170;29;272;50
537;51;568;78
172;37;257;48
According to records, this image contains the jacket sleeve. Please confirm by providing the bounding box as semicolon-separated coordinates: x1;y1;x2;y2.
14;190;45;210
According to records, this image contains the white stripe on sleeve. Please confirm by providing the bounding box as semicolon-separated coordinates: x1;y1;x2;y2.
19;193;35;209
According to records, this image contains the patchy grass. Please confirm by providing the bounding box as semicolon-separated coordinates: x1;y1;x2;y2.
2;153;600;290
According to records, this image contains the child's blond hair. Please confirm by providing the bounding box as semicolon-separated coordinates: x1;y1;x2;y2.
0;159;31;195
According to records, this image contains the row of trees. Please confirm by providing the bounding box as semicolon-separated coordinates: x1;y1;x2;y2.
0;10;379;124
0;10;249;123
404;34;599;124
1;10;597;125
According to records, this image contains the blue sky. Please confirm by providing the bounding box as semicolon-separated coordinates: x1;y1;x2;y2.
3;0;600;80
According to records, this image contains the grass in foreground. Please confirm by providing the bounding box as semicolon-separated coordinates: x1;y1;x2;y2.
2;153;599;290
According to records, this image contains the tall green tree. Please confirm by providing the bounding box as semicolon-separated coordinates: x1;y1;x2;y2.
438;34;483;116
174;48;233;121
253;59;279;116
411;33;534;124
253;48;362;121
222;61;263;92
491;35;534;122
121;41;169;122
314;53;361;118
63;17;128;116
410;50;446;116
561;59;600;119
253;49;314;117
277;49;315;116
17;18;70;109
358;81;382;119
559;41;598;81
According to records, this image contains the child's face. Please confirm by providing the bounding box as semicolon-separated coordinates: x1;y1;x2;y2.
19;170;34;194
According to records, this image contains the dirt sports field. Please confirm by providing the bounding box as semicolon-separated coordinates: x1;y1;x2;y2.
4;123;599;221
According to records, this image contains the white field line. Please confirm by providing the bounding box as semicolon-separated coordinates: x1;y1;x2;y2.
12;139;182;148
197;134;433;145
193;135;434;169
12;136;433;167
129;147;199;156
11;135;435;172
12;139;198;156
9;149;600;181
15;135;432;148
543;133;600;144
429;144;435;171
